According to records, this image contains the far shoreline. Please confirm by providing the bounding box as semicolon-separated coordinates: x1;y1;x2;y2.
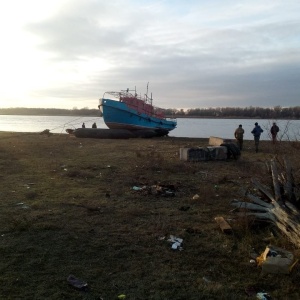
0;113;299;120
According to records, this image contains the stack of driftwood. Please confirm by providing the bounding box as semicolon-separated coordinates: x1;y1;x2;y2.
232;157;300;248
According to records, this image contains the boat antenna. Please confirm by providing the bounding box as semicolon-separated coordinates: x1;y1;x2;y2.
145;82;150;101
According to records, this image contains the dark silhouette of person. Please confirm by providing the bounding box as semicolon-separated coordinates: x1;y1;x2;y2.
234;124;244;150
251;122;263;153
82;123;85;128
270;122;279;144
92;122;97;128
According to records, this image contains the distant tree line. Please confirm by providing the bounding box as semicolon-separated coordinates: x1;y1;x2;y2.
0;107;101;117
165;106;300;119
1;105;300;119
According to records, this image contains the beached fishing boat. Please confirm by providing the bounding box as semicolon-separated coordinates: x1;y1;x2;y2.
98;86;177;136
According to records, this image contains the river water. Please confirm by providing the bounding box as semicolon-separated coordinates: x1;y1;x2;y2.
0;115;299;141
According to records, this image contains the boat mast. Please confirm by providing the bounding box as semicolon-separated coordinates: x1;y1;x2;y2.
146;82;149;99
145;82;152;106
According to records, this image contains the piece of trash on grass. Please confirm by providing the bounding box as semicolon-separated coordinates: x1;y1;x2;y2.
192;194;199;200
256;292;272;300
168;235;183;251
214;216;232;234
118;294;126;299
132;186;142;191
67;274;88;291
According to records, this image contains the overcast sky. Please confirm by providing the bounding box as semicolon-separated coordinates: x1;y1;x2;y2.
0;0;299;110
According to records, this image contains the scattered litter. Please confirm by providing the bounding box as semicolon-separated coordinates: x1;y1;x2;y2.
67;274;88;291
256;245;296;275
215;216;232;234
151;185;175;197
250;259;256;264
168;235;183;251
256;292;272;300
158;236;165;241
132;186;142;191
192;194;199;200
132;184;176;197
118;295;126;299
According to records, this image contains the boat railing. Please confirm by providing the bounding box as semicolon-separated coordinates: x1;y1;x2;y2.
103;91;152;104
103;90;177;122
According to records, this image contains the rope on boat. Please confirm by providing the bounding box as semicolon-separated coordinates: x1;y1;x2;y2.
50;116;101;134
49;116;85;133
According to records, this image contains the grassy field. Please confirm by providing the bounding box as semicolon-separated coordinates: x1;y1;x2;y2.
0;131;299;300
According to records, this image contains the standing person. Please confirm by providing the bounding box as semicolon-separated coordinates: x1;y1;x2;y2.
251;122;263;153
82;122;85;128
234;124;244;150
270;122;279;144
92;122;97;128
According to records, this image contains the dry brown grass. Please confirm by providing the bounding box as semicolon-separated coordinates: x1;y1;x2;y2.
0;132;299;299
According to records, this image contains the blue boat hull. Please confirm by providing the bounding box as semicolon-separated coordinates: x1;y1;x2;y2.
100;98;177;133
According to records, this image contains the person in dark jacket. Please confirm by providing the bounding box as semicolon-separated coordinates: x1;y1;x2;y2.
270;122;279;144
234;124;244;150
251;122;263;153
92;122;97;128
82;122;85;128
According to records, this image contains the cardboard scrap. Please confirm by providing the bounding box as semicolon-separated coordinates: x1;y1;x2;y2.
215;216;232;234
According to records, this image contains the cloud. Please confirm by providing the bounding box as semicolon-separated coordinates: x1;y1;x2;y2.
2;0;299;109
